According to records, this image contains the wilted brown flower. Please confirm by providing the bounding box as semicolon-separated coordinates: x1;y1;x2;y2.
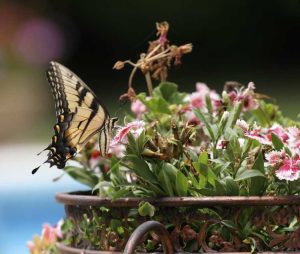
181;225;197;241
156;21;169;45
284;227;300;249
273;208;292;226
119;87;137;102
113;61;125;70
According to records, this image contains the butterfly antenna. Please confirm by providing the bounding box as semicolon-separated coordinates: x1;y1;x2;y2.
32;156;52;174
32;165;41;174
37;144;51;156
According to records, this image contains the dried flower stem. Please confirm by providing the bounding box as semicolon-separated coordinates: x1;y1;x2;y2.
144;72;153;96
114;22;192;98
128;65;138;89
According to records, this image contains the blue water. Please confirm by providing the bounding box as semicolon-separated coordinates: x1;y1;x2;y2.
0;144;88;254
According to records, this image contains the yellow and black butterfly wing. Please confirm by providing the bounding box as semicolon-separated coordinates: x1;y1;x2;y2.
33;62;108;173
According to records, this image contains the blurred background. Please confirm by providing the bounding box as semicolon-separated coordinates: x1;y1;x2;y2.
0;0;299;253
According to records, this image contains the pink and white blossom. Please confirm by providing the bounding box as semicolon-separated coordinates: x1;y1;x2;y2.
227;82;259;111
110;120;145;147
236;119;249;132
267;124;289;143
131;99;147;119
27;220;63;254
196;82;210;94
287;126;300;153
190;91;205;108
216;140;228;149
42;221;63;243
185;110;200;124
184;83;222;122
275;158;300;181
108;143;126;158
237;121;270;145
265;150;286;166
244;129;270;145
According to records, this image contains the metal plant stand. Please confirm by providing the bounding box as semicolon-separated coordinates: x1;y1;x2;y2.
56;191;300;253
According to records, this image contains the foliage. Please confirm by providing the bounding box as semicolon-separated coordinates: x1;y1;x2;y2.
30;22;300;253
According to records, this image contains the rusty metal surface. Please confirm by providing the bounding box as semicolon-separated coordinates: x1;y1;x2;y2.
56;243;299;254
56;191;300;208
124;221;173;254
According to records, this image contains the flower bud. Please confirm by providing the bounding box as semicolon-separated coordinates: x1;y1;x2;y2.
113;61;125;70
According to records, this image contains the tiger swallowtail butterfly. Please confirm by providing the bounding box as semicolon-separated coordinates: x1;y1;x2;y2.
32;62;118;174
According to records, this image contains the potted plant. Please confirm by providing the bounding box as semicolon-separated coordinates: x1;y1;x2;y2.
28;22;300;254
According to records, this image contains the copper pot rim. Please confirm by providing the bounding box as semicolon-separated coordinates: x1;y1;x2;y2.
55;190;300;208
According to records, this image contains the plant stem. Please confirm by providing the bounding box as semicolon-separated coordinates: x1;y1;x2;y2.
146;44;161;59
128;65;138;89
145;72;153;96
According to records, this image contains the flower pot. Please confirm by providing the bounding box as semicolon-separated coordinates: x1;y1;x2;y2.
56;191;300;253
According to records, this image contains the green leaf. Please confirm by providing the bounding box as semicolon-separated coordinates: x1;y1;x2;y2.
176;171;188;196
271;133;284;151
198;151;208;165
221;220;236;229
64;166;98;188
226;101;243;129
249;153;266;195
138;201;155;217
163;163;178;180
125;155;158;184
194;109;215;141
196;188;217;196
252;106;269;127
205;94;213;115
147;97;171;114
111;187;132;200
224;176;239;195
215;180;227;195
154;82;178;102
235;169;266;182
158;168;174;196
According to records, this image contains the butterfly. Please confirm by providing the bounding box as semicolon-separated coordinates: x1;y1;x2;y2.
32;62;118;174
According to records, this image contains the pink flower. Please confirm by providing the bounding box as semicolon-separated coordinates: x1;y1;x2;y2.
184;83;222;116
131;99;146;119
190;91;205;108
27;220;63;254
42;222;62;243
287;126;300;153
209;90;222;109
184;110;200;125
236;119;249;132
237;120;270;145
275;158;300;181
216;140;229;149
243;95;259;111
267;124;289;143
110;120;145;146
196;82;210;94
108;143;126;158
244;129;270;145
227;82;259;111
265;150;286;166
26;240;38;253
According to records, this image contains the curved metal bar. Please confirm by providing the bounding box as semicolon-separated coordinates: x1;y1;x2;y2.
123;221;174;254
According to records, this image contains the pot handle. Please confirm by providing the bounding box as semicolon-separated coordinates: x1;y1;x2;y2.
123;220;174;254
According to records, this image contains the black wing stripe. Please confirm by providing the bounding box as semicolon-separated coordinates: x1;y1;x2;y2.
78;88;89;107
78;97;98;141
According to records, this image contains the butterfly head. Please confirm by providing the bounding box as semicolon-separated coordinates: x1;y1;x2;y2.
110;117;119;130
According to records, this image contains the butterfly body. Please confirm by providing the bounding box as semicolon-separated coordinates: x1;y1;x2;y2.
33;62;117;174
